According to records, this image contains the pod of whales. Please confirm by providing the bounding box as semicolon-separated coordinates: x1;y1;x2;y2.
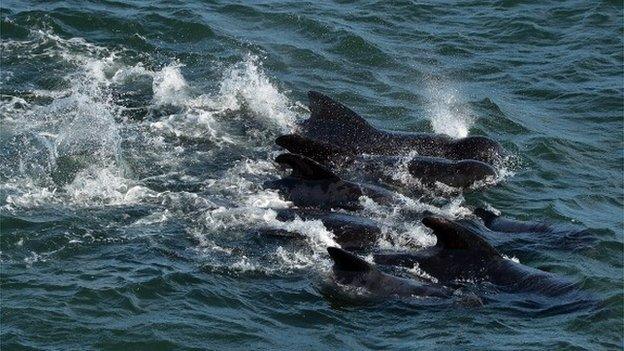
258;90;588;304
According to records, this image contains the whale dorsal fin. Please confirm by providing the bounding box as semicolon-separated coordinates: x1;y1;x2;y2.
304;91;375;136
275;153;340;181
474;208;499;226
422;217;500;257
327;247;373;272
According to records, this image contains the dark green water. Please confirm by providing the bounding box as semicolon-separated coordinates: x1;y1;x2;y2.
1;1;622;350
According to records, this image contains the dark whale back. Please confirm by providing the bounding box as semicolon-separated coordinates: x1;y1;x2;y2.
275;134;350;164
328;246;373;272
375;217;579;296
301;91;379;148
300;91;444;154
373;217;501;283
473;207;597;251
265;209;381;250
327;247;451;299
265;153;363;209
407;157;496;188
267;153;396;210
297;91;504;164
275;153;339;181
274;137;497;189
422;216;500;257
475;208;552;233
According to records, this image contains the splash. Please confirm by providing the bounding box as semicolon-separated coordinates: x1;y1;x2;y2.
149;56;303;146
152;63;188;106
63;166;130;206
0;28;307;212
425;79;474;138
193;55;303;132
407;263;439;283
357;192;472;252
0;31;130;208
261;210;338;248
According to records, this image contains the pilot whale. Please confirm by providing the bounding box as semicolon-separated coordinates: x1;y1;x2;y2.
474;208;552;233
287;91;504;165
374;216;578;296
327;247;451;299
277;134;497;189
264;153;395;210
262;208;381;250
473;207;595;250
359;154;497;189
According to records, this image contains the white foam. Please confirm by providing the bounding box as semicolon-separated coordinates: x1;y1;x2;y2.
0;95;30;117
503;254;520;264
123;186;159;204
153;63;188;105
357;191;474;253
111;62;153;84
148;109;226;145
144;56;304;146
63;166;130;206
482;204;501;216
192;55;304;132
5;185;58;209
24;251;47;265
264;210;338;248
0;32;193;210
379;224;437;250
205;158;284;203
275;246;319;270
129;210;171;227
407;263;439;283
230;256;257;272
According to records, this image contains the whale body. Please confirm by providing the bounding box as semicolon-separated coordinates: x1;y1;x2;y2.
374;216;578;296
265;153;394;210
473;207;596;251
277;134;497;189
475;208;552;233
262;208;381;250
327;247;451;299
287;91;504;165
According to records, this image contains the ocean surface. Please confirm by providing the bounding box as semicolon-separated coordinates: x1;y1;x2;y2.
1;1;622;350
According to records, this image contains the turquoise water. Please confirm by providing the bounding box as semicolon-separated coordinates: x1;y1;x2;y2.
1;1;622;350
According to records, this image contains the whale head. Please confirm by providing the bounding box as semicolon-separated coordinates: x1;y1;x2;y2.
421;216;500;257
447;136;505;165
